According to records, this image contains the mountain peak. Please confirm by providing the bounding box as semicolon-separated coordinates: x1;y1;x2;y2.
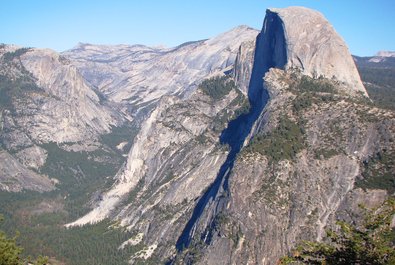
375;50;395;57
262;6;367;96
205;25;258;46
268;6;324;18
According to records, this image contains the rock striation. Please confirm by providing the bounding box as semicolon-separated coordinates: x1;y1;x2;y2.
0;45;121;192
189;7;391;265
19;48;119;143
63;26;259;114
266;7;367;96
65;6;386;264
0;6;393;265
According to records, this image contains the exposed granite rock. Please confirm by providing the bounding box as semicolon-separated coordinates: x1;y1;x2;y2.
19;48;119;143
0;150;54;192
63;26;259;114
67;82;245;227
0;6;391;264
197;68;394;265
267;7;367;96
0;45;123;192
65;75;253;265
14;145;48;170
375;51;395;57
233;40;256;95
174;7;390;263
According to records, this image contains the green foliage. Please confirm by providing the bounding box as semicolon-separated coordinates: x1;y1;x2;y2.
296;76;336;94
175;240;205;265
39;142;123;218
199;76;235;100
212;213;230;232
280;198;395;264
0;211;139;265
32;256;49;265
356;150;395;194
245;117;305;162
0;215;49;265
230;89;250;120
0;227;21;265
357;63;395;110
2;48;31;62
0;74;41;110
314;148;339;160
0;48;43;111
291;76;337;113
209;84;250;134
0;124;137;263
37;220;139;265
100;125;138;154
358;67;395;91
365;83;395;110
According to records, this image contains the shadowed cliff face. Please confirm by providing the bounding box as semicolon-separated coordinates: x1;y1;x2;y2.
248;10;287;103
193;8;388;265
175;10;287;251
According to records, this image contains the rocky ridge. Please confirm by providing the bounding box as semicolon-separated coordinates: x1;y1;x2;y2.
196;68;394;264
66;7;393;264
67;76;249;232
0;6;393;265
375;51;395;58
0;45;122;192
172;7;393;264
63;26;259;114
267;7;367;96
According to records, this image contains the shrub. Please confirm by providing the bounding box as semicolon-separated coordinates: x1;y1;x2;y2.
245;116;305;162
280;198;395;264
199;76;235;100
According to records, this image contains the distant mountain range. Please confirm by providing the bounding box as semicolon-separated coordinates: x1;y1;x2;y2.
0;6;394;265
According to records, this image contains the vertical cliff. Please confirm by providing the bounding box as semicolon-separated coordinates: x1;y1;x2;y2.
176;7;393;265
269;7;367;96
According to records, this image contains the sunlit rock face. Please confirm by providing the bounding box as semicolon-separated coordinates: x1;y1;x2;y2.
267;7;367;96
63;26;259;114
1;6;390;264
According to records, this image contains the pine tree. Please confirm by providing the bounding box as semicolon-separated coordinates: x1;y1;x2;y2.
0;216;22;265
0;215;49;265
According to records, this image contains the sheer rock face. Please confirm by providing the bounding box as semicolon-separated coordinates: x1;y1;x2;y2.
266;7;367;96
0;46;120;192
191;7;389;265
1;6;391;264
66;84;250;264
19;49;118;143
64;26;259;227
199;68;393;265
67;6;379;263
233;40;256;95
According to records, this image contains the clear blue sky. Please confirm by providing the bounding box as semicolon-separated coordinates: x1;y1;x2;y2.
1;0;394;56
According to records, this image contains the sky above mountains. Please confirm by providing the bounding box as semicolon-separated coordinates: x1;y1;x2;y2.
1;0;394;56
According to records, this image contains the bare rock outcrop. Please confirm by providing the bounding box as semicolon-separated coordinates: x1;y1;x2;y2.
0;45;122;192
0;151;54;192
63;26;259;113
265;7;367;96
198;67;394;265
